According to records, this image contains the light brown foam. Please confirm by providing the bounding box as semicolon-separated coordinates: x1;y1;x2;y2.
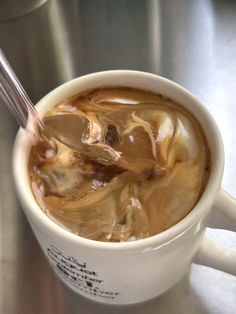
28;87;210;242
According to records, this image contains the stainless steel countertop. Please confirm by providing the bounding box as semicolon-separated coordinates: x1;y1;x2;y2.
0;1;236;313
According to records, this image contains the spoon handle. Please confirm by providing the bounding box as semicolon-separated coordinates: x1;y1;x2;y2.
0;49;45;131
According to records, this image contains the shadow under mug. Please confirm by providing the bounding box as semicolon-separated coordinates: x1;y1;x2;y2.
12;71;236;305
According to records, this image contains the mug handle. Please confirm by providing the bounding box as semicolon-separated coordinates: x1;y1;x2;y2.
194;189;236;276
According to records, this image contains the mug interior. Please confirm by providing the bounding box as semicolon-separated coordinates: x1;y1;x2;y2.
12;70;225;250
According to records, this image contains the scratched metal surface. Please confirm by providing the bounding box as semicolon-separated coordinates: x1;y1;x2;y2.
0;1;236;313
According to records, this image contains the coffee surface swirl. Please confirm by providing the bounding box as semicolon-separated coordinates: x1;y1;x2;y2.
29;87;209;242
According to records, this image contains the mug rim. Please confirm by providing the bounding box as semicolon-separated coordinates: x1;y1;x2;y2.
12;70;225;251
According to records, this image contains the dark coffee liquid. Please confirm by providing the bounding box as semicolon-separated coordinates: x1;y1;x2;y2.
29;87;210;242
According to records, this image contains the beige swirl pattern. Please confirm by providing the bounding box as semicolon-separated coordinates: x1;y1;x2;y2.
29;87;209;242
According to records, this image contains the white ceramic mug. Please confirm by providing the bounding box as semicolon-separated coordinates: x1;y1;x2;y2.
12;71;236;305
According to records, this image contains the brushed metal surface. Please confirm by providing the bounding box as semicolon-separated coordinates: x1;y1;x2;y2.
0;0;236;313
0;0;47;21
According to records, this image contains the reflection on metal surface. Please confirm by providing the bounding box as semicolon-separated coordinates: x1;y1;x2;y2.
0;0;47;21
0;0;236;313
46;0;80;82
147;0;162;74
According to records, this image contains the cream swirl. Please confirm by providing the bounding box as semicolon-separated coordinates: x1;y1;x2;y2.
29;87;209;242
